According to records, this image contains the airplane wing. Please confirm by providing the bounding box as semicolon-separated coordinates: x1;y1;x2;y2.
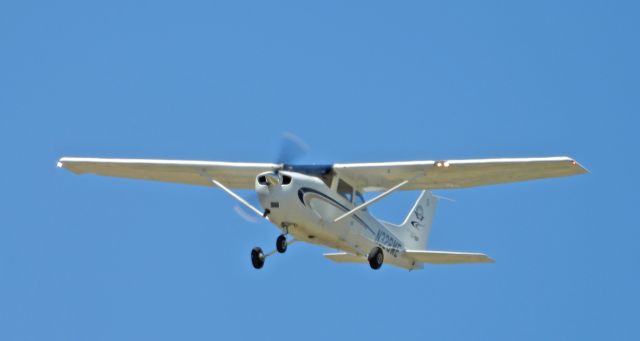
404;250;494;264
57;157;279;189
333;156;588;192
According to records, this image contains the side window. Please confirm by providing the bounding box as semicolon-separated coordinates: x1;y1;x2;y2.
355;191;367;210
337;179;353;203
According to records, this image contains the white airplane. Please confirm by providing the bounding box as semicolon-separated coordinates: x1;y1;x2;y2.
57;153;587;270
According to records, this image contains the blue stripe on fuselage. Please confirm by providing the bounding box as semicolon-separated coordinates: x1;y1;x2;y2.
297;187;375;235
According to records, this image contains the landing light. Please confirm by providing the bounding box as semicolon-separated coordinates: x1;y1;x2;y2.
435;161;450;168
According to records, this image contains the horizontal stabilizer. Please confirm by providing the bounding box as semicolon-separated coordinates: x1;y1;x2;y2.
323;252;367;264
405;250;494;264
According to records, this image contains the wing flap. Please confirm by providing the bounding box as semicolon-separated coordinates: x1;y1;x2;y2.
334;156;587;191
58;157;279;189
405;250;494;264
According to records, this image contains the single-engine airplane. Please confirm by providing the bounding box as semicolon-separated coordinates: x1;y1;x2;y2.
57;149;587;270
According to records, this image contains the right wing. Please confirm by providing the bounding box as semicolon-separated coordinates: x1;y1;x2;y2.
404;250;494;264
333;156;588;192
57;157;279;189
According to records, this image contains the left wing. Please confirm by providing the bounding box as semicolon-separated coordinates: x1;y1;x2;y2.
333;156;588;192
57;157;279;189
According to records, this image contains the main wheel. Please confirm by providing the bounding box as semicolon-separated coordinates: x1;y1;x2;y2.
251;247;265;269
368;247;384;270
276;234;287;253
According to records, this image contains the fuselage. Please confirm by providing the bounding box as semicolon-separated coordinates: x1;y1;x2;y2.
255;171;419;269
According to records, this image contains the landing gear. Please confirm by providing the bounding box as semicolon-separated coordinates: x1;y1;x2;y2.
276;234;287;253
250;233;298;269
368;247;384;270
251;247;265;269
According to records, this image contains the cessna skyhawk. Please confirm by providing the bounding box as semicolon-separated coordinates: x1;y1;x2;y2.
57;154;586;270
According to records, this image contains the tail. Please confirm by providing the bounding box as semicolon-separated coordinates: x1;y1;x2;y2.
387;191;438;250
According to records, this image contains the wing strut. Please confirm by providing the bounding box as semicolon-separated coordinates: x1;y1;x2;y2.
210;179;268;219
334;179;410;223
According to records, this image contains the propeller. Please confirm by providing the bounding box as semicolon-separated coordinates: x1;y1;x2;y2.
276;132;310;165
233;198;262;223
233;132;310;223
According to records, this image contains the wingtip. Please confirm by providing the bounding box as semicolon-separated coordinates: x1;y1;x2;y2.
571;159;590;174
563;156;589;174
57;157;76;173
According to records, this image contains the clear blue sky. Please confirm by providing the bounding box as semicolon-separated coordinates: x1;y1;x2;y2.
1;1;638;340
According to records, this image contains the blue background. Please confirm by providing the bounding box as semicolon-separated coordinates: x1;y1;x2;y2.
1;1;638;340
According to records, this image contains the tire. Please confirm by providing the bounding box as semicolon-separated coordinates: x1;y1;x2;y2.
368;247;384;270
276;235;287;253
251;247;265;269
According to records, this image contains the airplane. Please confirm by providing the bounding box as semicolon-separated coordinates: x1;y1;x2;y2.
57;152;587;270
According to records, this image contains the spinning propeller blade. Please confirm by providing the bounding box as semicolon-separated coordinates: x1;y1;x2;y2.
233;192;263;223
276;132;310;165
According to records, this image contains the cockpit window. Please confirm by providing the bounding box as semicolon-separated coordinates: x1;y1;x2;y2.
337;179;353;202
